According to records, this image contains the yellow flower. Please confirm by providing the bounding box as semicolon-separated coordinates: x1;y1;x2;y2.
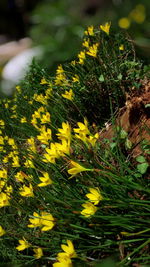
0;225;6;237
0;192;10;208
40;78;48;85
81;202;98;217
41;112;51;124
24;159;35;168
60;240;77;258
19;183;34;197
37;126;52;145
12;156;20;167
56;64;64;74
100;22;111;35
40;211;55;231
74;118;89;135
16;238;30;251
38;172;53;187
0;169;7;179
118;17;131;29
21;117;27;123
82;38;90;48
72;74;79;83
56;122;71;141
0;120;5;128
62;89;74;101
119;44;124;51
28;212;42;228
84;25;94;36
78;51;86;64
86;188;103;205
0;180;6;190
55;140;70;157
44;143;59;164
53;255;72;267
0;136;4;145
68;160;92;178
27;137;36;153
14;171;28;183
86;43;99;58
5;185;13;196
33;247;43;259
86;133;99;147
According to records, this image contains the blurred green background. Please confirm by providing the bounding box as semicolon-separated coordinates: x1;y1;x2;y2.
0;0;150;86
29;0;150;70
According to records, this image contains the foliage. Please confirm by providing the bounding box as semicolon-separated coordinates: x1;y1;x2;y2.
0;24;150;266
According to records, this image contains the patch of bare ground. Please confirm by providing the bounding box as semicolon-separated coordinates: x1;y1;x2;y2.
99;79;150;162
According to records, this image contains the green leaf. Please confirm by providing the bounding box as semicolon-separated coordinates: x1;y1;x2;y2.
99;74;105;82
117;73;122;80
137;163;149;174
136;156;146;163
145;103;150;108
125;138;132;149
120;129;128;139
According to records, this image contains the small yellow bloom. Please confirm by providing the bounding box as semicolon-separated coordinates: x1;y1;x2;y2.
72;74;79;83
86;188;103;205
5;185;13;195
44;143;59;164
100;22;111;35
68;160;92;178
40;78;48;85
19;183;34;197
0;169;7;179
24;159;35;168
0;225;6;236
33;247;43;259
55;140;70;157
118;17;131;29
12;156;20;167
56;65;64;74
41;112;51;124
16;238;30;251
14;171;28;183
60;240;77;258
40;211;55;231
86;43;99;58
20;117;27;123
86;133;99;147
53;255;72;267
28;212;42;228
84;25;94;36
0;192;10;208
81;202;98;217
37;126;52;145
119;44;124;51
82;38;90;48
62;89;74;101
56;122;71;141
38;172;53;187
78;51;86;64
74;118;89;136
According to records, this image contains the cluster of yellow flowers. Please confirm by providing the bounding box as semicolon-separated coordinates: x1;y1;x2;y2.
0;23;115;264
16;237;43;259
81;187;103;217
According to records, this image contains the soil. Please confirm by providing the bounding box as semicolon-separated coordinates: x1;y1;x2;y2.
99;78;150;162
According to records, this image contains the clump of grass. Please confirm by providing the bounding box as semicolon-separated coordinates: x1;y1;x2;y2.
0;23;149;266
